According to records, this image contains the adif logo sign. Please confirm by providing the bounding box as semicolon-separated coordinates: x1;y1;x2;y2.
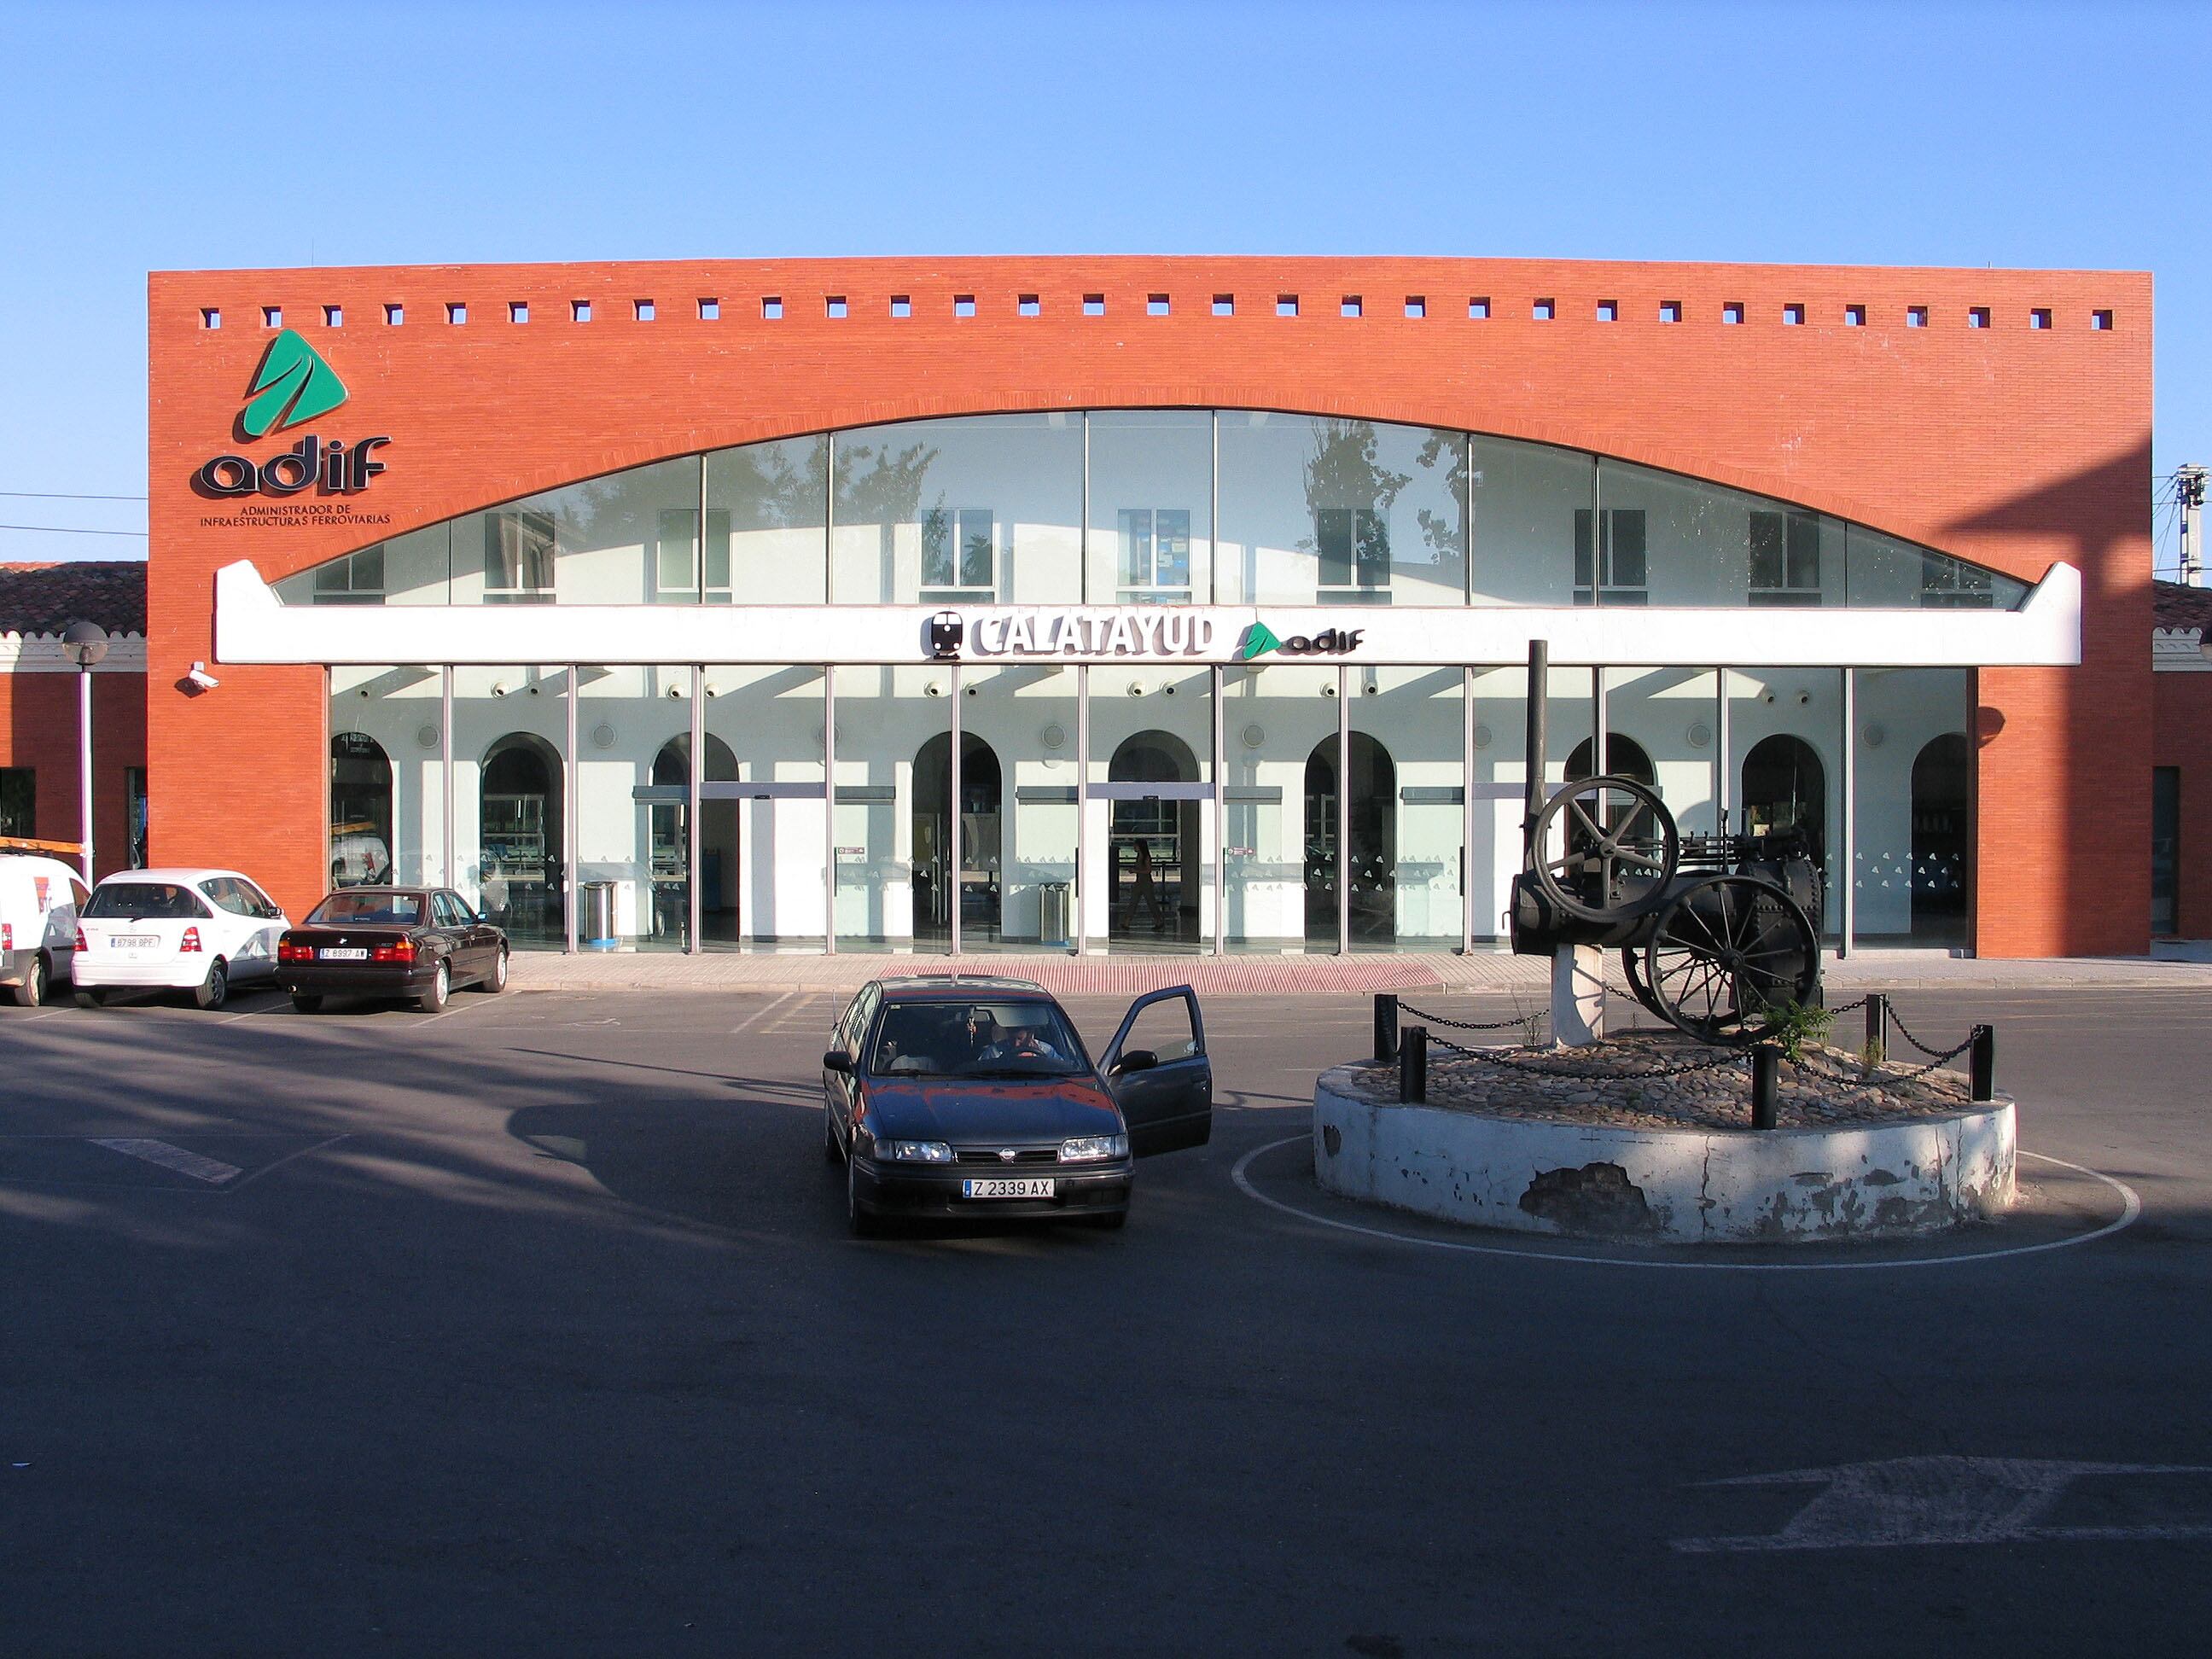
1237;621;1365;660
194;329;390;498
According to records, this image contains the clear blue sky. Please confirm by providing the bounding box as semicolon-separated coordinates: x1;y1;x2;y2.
2;0;2203;572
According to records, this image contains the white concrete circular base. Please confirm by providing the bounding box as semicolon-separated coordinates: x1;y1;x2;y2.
1313;1065;2016;1245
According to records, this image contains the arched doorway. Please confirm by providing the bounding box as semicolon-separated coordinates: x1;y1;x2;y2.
1741;735;1827;869
1305;732;1397;948
649;733;739;947
912;731;1001;946
1911;732;1970;944
480;733;564;947
1109;731;1202;949
329;731;393;888
1565;733;1656;785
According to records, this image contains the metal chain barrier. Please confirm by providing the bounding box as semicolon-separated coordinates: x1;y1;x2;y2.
1883;1003;1965;1059
1417;1033;1747;1083
1394;1000;1541;1033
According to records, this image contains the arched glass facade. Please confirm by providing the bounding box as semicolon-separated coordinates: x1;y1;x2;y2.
276;412;2029;612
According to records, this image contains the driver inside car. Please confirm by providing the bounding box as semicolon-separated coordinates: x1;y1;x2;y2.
975;1005;1068;1067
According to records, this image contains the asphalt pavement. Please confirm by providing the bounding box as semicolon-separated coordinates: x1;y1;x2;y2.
1;978;2207;1656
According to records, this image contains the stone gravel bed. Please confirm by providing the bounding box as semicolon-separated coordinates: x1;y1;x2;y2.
1345;1028;1978;1132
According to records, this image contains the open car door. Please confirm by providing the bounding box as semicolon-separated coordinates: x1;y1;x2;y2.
1100;986;1212;1157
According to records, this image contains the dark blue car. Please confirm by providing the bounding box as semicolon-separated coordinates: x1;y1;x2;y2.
821;975;1212;1235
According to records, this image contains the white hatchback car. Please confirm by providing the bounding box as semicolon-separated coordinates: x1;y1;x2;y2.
73;869;290;1010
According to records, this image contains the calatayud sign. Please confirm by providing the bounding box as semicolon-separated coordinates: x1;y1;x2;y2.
192;329;392;510
932;609;1364;661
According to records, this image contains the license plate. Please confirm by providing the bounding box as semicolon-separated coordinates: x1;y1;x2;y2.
319;947;368;961
960;1178;1055;1200
114;935;157;949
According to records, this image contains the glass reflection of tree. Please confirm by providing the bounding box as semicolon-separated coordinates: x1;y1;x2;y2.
1300;420;1410;591
1413;430;1467;585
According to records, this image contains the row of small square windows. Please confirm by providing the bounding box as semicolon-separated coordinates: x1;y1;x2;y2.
200;296;2118;331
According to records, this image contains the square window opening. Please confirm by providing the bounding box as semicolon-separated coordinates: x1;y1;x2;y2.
698;298;719;320
890;295;912;318
1722;302;1744;324
384;303;403;326
1907;306;1928;328
1468;296;1490;319
1147;294;1169;316
762;296;784;320
201;308;220;329
826;295;848;318
1596;300;1618;322
323;305;342;328
1969;307;1990;329
1660;300;1682;323
445;302;466;325
1534;298;1555;320
1277;294;1299;317
954;294;976;317
1782;304;1804;326
571;299;591;323
1341;295;1362;317
509;301;528;323
2093;309;2114;330
634;299;655;321
1212;294;1234;316
1082;294;1104;317
1844;304;1866;326
2030;307;2052;329
262;306;282;328
1018;294;1040;317
1404;295;1425;318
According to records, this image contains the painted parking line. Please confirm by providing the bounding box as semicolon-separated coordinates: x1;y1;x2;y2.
730;992;796;1035
89;1138;242;1185
1229;1138;2140;1272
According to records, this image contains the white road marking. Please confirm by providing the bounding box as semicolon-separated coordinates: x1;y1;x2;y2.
89;1138;242;1185
730;992;796;1035
1228;1139;2141;1272
1674;1457;2212;1552
224;1133;351;1191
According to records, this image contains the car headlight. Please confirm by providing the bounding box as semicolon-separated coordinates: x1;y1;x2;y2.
876;1140;953;1163
1057;1134;1129;1163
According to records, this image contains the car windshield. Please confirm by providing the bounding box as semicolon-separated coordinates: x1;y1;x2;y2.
83;882;209;920
867;999;1086;1079
306;892;424;927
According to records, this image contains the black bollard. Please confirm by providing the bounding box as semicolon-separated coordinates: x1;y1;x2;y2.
1970;1026;1995;1103
1866;992;1888;1059
1400;1025;1428;1104
1374;992;1400;1065
1750;1045;1778;1130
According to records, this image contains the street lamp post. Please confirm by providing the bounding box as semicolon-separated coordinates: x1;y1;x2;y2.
60;620;109;884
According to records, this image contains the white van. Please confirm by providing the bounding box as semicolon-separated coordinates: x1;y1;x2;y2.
0;846;90;1008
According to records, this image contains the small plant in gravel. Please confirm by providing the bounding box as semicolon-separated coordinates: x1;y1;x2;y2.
1763;1001;1836;1066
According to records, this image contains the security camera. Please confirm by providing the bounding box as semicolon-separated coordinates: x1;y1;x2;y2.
185;661;219;692
1796;690;1811;705
963;684;977;696
1361;682;1378;696
492;682;510;697
925;682;943;697
667;684;684;699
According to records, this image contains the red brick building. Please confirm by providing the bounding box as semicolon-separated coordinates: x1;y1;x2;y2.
141;257;2152;957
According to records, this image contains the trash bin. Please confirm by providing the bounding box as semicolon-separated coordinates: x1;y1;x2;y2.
1038;881;1072;949
581;880;617;950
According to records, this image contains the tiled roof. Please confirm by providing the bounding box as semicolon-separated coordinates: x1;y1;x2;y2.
0;561;147;637
2154;580;2212;634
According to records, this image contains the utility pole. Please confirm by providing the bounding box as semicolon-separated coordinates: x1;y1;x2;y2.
2180;464;2208;587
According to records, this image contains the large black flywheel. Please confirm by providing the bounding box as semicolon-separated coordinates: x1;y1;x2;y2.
1528;775;1680;926
1642;873;1819;1045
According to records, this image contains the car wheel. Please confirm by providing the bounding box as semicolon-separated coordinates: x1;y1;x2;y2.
290;994;324;1014
1082;1210;1129;1231
847;1151;881;1237
11;954;46;1008
193;958;229;1010
418;959;450;1014
73;987;107;1010
471;945;509;993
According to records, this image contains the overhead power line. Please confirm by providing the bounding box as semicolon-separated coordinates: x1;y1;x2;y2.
0;523;149;538
0;490;148;502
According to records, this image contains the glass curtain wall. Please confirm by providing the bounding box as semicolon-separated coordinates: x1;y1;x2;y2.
1086;664;1214;953
705;435;827;604
1852;668;1971;948
703;665;828;950
454;665;568;948
964;664;1078;952
570;667;667;949
1470;439;1588;606
833;663;950;951
1727;667;1843;935
1222;663;1338;952
1349;667;1463;951
1087;410;1214;604
327;665;443;889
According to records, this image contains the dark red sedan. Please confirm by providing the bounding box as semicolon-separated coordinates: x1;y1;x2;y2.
276;887;509;1013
